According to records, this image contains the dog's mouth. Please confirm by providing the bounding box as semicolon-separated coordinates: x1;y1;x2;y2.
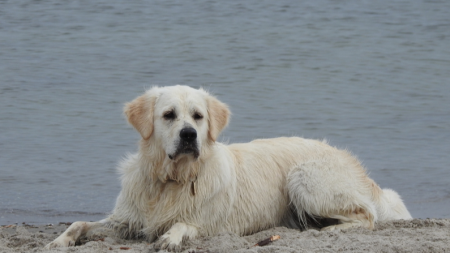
168;142;200;160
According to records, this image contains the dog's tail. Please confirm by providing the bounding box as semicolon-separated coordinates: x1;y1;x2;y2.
375;188;412;221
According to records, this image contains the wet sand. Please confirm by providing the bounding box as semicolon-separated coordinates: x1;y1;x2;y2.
1;219;449;252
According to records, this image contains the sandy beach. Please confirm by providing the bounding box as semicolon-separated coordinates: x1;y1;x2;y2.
1;219;449;253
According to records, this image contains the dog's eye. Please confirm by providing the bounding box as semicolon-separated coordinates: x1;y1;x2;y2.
163;111;176;120
193;112;203;120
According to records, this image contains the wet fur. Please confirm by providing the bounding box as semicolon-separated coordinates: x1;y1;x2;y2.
45;85;412;251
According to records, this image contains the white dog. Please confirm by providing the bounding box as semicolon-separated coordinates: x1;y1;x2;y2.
46;85;412;251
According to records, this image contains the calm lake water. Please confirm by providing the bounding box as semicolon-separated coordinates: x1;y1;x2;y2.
1;0;449;225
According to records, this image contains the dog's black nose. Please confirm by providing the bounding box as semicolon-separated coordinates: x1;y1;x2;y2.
180;127;197;141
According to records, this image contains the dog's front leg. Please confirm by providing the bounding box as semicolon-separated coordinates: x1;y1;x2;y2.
44;219;107;249
154;222;198;252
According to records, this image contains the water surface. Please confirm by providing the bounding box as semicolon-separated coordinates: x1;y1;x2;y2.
1;0;449;224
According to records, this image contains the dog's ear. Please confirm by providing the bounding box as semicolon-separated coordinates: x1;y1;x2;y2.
207;95;230;142
124;90;157;140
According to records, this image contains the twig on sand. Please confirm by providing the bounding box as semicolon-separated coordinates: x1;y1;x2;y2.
253;235;281;247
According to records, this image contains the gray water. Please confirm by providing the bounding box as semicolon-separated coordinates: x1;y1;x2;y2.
1;0;449;225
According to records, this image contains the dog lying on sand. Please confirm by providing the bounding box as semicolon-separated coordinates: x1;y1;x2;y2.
46;85;412;251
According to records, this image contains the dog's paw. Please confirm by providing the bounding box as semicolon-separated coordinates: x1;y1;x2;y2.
44;236;76;249
321;225;338;231
321;222;357;231
154;231;183;252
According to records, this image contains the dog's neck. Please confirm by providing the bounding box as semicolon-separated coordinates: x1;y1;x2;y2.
157;156;200;184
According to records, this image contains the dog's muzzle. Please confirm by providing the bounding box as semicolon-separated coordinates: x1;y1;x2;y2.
168;127;200;160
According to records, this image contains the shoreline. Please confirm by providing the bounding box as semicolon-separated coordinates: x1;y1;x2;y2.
1;219;449;252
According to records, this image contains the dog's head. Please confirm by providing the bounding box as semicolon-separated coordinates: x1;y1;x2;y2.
124;85;230;162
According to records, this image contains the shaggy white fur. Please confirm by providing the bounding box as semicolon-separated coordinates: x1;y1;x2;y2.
45;85;412;251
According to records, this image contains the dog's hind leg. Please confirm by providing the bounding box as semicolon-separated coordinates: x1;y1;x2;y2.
319;208;375;231
44;219;108;249
287;159;378;231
